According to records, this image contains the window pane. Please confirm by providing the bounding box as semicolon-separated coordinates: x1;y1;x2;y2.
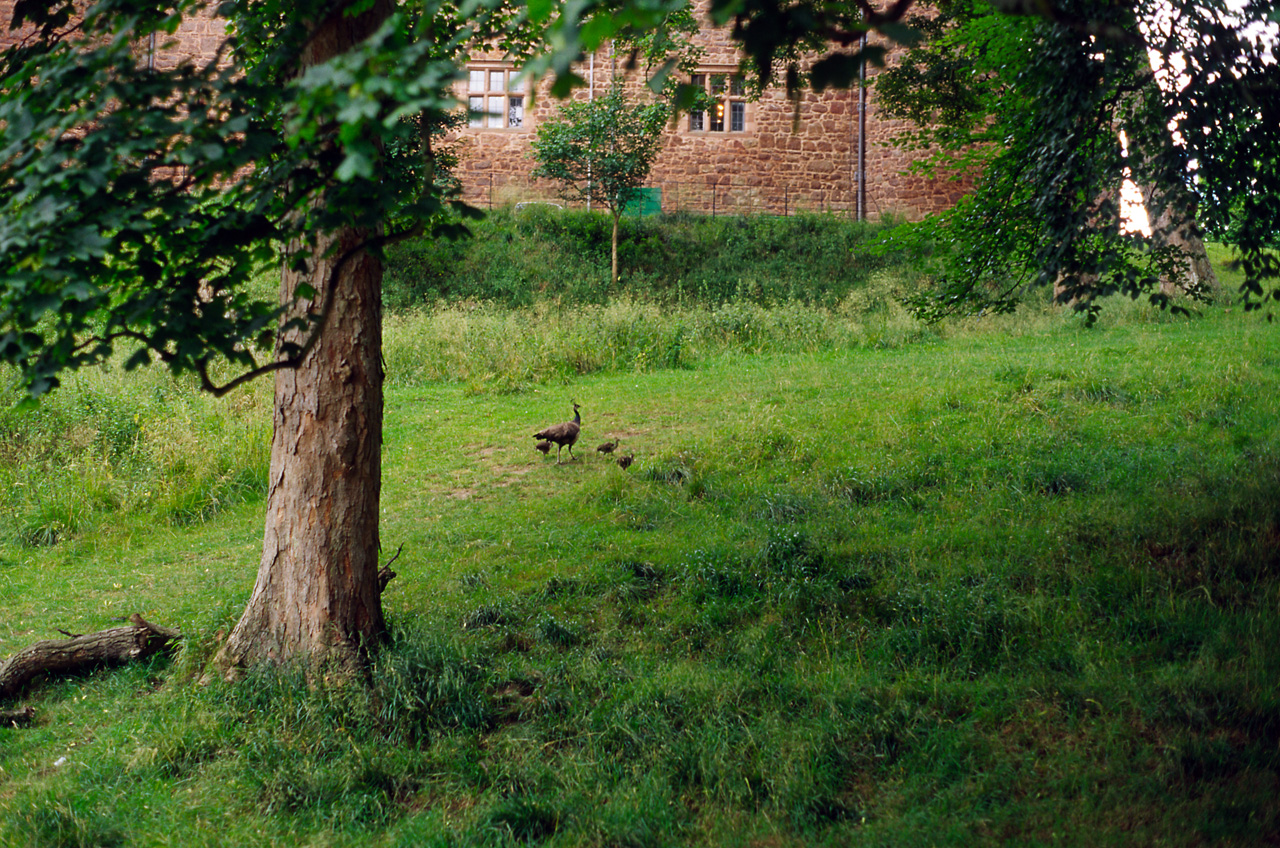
489;70;504;91
691;73;705;90
730;101;745;132
689;109;704;131
469;70;485;91
469;95;484;128
710;100;725;131
509;73;525;93
488;96;504;128
730;75;746;97
508;96;524;128
710;73;726;95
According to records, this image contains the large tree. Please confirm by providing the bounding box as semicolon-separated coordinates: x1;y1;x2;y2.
868;0;1277;320
0;0;682;673
0;0;504;671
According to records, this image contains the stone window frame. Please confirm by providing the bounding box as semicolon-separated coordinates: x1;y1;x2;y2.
465;65;527;130
687;70;748;134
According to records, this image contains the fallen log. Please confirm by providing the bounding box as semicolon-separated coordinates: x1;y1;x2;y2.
2;706;35;727
0;614;181;701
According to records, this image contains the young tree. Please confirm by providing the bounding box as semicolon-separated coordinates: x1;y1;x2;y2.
530;83;669;286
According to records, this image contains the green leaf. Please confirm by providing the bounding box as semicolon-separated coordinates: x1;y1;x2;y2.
527;0;553;23
336;151;374;182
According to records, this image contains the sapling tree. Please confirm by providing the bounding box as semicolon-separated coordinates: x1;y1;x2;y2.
530;83;669;287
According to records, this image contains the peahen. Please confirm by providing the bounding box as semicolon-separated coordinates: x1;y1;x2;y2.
534;403;581;463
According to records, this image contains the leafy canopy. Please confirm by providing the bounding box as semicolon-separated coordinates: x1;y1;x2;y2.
873;0;1280;321
529;83;669;215
0;0;546;400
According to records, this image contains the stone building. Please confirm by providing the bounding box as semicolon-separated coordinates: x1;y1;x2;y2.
0;2;226;69
1;1;969;221
457;4;970;221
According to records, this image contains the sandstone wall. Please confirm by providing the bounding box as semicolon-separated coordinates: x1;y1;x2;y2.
0;2;223;63
454;4;972;221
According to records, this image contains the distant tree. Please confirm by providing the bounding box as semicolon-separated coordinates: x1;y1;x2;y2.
530;83;669;286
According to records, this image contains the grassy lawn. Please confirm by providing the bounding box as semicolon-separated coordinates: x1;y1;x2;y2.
1;253;1278;845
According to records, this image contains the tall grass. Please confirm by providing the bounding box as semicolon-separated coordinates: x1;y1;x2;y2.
381;292;934;393
0;364;270;546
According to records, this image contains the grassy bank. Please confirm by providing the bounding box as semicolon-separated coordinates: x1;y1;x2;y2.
381;208;915;310
2;289;1278;845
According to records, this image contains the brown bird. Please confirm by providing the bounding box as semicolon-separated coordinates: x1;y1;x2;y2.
533;403;581;463
535;440;552;455
616;452;634;470
597;439;619;455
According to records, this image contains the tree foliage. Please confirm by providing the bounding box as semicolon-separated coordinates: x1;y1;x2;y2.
873;0;1280;321
0;0;508;400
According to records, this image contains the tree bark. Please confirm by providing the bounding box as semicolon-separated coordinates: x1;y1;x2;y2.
1140;180;1220;297
0;615;180;700
216;1;392;673
1129;61;1220;299
611;210;620;286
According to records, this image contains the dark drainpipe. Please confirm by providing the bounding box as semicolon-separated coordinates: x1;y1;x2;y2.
857;32;868;222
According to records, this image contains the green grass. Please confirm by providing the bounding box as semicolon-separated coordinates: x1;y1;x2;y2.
1;242;1278;846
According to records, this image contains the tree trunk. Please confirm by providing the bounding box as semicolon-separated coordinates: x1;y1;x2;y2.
216;1;391;673
1141;180;1220;298
611;209;620;286
1128;61;1220;299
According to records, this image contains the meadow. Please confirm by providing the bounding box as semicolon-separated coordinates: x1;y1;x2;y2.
0;213;1277;846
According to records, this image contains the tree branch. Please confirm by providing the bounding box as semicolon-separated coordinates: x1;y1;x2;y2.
198;221;426;397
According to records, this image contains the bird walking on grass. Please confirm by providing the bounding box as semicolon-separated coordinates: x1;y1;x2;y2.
535;440;552;456
534;403;581;463
597;439;619;456
617;452;634;470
